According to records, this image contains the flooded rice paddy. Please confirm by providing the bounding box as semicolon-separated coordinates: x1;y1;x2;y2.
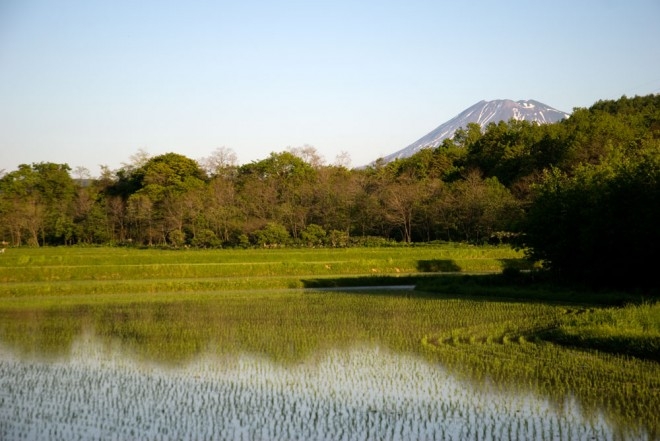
0;291;657;440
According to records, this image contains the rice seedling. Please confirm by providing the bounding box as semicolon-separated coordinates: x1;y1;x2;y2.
0;245;525;286
1;292;658;439
0;340;642;441
0;246;658;439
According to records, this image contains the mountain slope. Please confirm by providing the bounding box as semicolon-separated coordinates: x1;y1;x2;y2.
380;99;569;163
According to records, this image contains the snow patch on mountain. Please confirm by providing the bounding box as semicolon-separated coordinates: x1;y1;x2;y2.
379;99;569;163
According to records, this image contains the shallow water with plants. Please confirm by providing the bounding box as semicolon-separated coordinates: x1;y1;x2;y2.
1;289;658;440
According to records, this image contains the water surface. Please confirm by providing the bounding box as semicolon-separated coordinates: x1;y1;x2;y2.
0;292;655;440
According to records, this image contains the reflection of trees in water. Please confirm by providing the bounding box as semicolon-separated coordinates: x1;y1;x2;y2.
0;343;634;441
0;293;657;438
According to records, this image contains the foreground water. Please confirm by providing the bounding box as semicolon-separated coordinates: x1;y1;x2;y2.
0;292;656;440
0;334;627;441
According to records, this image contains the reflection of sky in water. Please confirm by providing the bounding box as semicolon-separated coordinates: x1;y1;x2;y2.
0;333;642;441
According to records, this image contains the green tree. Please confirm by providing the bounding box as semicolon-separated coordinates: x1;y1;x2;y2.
237;152;317;238
126;193;155;245
204;175;242;245
379;173;425;243
309;165;358;236
448;171;520;243
520;150;660;290
252;222;290;247
0;163;75;246
301;224;327;247
351;167;388;238
190;229;220;248
464;120;546;187
114;153;207;245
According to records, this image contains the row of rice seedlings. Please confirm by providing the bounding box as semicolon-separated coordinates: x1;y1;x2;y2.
421;304;570;347
0;292;612;364
1;292;562;373
541;302;660;360
0;275;372;298
0;245;402;266
420;298;660;434
0;336;630;441
0;291;425;364
0;262;364;283
2;290;657;436
0;258;506;284
0;245;524;278
423;330;660;437
0;247;384;266
0;274;435;300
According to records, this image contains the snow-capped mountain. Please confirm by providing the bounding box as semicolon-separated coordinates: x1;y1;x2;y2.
380;99;569;163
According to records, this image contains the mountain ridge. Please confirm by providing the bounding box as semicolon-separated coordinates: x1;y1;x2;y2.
379;99;570;163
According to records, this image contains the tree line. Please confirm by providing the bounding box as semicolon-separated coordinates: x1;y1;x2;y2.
1;94;658;287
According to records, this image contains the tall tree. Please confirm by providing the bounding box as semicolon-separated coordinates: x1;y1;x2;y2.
448;171;520;243
114;153;207;245
205;175;242;244
199;147;238;178
379;173;424;243
309;165;358;235
0;163;75;246
237;152;317;238
520;149;660;290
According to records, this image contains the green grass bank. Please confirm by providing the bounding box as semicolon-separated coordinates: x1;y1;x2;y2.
0;244;529;299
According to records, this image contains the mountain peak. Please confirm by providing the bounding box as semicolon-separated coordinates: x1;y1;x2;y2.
379;99;569;163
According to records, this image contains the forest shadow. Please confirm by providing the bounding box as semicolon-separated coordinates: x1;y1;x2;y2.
301;275;441;298
300;274;588;304
498;258;536;271
416;259;462;272
535;329;660;363
300;273;550;302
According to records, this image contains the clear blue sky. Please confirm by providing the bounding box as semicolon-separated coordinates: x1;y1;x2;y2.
1;0;659;174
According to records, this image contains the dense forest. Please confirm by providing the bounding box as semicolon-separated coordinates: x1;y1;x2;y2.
1;94;659;287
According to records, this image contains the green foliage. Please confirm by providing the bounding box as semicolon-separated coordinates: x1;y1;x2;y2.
464;119;547;186
327;229;349;247
520;152;660;290
238;151;315;181
252;222;291;247
0;162;76;246
191;229;220;248
447;172;521;243
300;223;326;246
127;152;207;195
167;229;186;247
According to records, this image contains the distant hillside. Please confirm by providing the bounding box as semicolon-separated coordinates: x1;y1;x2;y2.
380;99;569;163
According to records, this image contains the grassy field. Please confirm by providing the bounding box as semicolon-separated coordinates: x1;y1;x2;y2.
0;245;658;437
0;244;530;300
